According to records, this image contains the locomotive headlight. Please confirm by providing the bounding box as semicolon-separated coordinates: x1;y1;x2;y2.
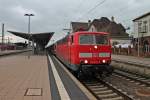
94;45;98;49
102;59;106;63
84;60;88;64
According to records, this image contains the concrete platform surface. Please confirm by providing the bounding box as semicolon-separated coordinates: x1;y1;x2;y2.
0;55;51;100
112;54;150;67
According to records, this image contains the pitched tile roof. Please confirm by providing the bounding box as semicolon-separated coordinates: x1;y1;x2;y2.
133;12;150;21
89;17;129;38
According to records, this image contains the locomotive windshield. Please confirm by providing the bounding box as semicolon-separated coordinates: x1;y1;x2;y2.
79;34;108;45
79;34;94;44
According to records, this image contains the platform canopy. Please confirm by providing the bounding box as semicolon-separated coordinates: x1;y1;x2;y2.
8;31;54;48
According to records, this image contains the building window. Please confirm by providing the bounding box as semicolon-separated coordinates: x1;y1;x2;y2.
143;21;148;33
138;22;142;33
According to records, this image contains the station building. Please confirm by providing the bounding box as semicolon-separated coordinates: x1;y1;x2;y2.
133;12;150;53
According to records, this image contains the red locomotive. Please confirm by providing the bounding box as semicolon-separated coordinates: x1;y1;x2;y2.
54;31;113;77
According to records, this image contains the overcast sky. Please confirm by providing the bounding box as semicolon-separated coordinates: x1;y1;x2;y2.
0;0;150;43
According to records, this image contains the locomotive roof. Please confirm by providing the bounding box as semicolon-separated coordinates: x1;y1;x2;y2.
70;31;109;35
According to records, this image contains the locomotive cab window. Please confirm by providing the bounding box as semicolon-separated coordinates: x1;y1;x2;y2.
79;34;94;44
95;35;108;45
79;34;108;45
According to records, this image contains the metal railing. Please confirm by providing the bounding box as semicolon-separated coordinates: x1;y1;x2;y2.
143;45;150;53
112;45;150;56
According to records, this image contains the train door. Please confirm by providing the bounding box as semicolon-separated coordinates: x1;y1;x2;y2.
68;35;73;64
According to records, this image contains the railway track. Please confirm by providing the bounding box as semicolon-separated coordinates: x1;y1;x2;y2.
53;55;150;99
81;78;134;100
100;70;150;100
81;69;150;100
54;55;134;99
114;70;150;87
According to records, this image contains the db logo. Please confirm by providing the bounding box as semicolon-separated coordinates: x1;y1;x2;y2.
92;53;98;57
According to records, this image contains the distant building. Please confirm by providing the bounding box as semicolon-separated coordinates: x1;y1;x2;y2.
70;22;88;33
133;12;150;50
88;17;129;45
70;17;130;45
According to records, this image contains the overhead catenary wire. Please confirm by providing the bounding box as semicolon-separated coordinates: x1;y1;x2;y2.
77;0;144;24
50;0;145;47
76;0;107;21
63;0;145;33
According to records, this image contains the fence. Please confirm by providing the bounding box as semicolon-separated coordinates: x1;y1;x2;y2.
143;45;150;53
0;45;16;51
112;45;150;57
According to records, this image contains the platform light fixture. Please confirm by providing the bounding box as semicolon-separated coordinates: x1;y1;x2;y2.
24;13;34;58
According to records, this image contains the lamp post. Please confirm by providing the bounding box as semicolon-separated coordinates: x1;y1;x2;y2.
137;21;142;57
1;23;4;51
24;13;34;58
137;31;140;57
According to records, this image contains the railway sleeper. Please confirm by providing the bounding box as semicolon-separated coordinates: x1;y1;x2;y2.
97;93;118;98
102;96;123;100
92;87;108;91
95;90;113;94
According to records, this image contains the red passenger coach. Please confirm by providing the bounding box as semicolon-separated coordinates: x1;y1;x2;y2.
55;31;113;77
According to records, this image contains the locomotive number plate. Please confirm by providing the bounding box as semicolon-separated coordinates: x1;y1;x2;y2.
92;53;99;57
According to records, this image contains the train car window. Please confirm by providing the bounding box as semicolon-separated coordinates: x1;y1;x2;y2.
79;34;109;45
79;34;94;44
95;35;108;45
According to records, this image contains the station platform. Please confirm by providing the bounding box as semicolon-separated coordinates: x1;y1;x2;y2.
0;52;95;100
0;53;51;100
112;54;150;67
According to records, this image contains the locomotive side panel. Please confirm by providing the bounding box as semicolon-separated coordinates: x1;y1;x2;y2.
55;36;70;66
